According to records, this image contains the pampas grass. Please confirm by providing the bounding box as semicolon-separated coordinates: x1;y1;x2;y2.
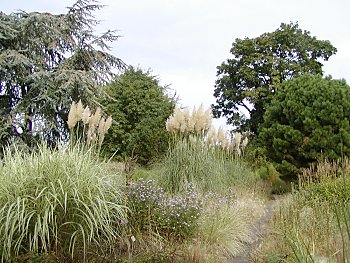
165;105;249;155
166;104;212;136
67;101;113;147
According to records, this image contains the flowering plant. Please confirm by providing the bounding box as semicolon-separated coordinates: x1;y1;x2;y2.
126;179;203;238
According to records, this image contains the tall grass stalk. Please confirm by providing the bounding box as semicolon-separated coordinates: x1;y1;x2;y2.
0;143;126;261
158;135;225;193
158;133;257;193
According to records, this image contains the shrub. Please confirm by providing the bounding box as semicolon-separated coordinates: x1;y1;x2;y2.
258;74;350;178
100;67;176;164
0;143;126;261
126;178;166;232
156;184;202;238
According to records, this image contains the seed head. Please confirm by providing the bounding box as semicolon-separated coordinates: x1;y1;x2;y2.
207;127;217;146
234;132;242;148
67;101;78;129
241;137;249;150
82;106;90;124
217;127;226;146
98;117;106;137
91;107;102;127
202;108;213;132
104;116;113;132
76;100;84;120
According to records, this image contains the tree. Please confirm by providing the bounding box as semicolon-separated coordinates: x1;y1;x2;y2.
0;0;124;149
212;22;337;134
100;67;176;164
258;74;350;177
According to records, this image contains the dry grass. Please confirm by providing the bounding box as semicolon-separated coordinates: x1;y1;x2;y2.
187;192;266;262
255;158;350;262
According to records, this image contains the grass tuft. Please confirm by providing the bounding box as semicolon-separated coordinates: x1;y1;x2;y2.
0;143;126;261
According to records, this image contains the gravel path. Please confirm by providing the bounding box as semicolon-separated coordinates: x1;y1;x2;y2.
227;197;281;263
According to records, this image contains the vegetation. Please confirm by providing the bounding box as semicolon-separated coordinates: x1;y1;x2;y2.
212;22;337;133
256;159;350;262
159;105;254;193
0;0;124;150
0;143;126;261
1;1;350;262
100;67;175;163
258;74;350;177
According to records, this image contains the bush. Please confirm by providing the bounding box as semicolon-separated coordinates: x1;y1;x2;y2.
100;67;175;164
259;74;350;178
0;144;126;261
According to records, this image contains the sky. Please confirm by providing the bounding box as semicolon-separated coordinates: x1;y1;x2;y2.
2;0;350;130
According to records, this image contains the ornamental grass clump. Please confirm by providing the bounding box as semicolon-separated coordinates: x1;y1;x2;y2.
161;105;251;193
166;105;248;155
189;192;259;262
0;143;126;261
257;160;350;262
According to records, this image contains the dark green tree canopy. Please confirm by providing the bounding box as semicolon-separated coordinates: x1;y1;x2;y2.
258;74;350;177
100;67;176;164
0;0;124;149
212;22;337;134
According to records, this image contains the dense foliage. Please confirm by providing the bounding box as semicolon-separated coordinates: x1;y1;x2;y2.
100;67;175;163
0;143;126;261
258;74;350;177
212;22;337;134
0;0;124;149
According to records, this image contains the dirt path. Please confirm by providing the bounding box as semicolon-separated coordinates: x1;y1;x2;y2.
227;197;281;263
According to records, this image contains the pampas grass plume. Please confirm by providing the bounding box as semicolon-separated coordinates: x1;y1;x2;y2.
234;132;242;149
241;137;249;151
203;108;213;131
194;104;205;133
76;100;84;119
207;127;217;146
173;107;184;131
98;117;106;138
67;101;78;129
166;117;176;133
217;127;226;146
82;106;91;124
104;116;113;132
91;107;102;127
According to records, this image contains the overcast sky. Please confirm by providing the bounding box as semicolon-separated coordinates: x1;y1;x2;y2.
3;0;350;129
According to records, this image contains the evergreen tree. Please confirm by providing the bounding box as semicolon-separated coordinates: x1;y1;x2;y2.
0;0;124;149
258;74;350;177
